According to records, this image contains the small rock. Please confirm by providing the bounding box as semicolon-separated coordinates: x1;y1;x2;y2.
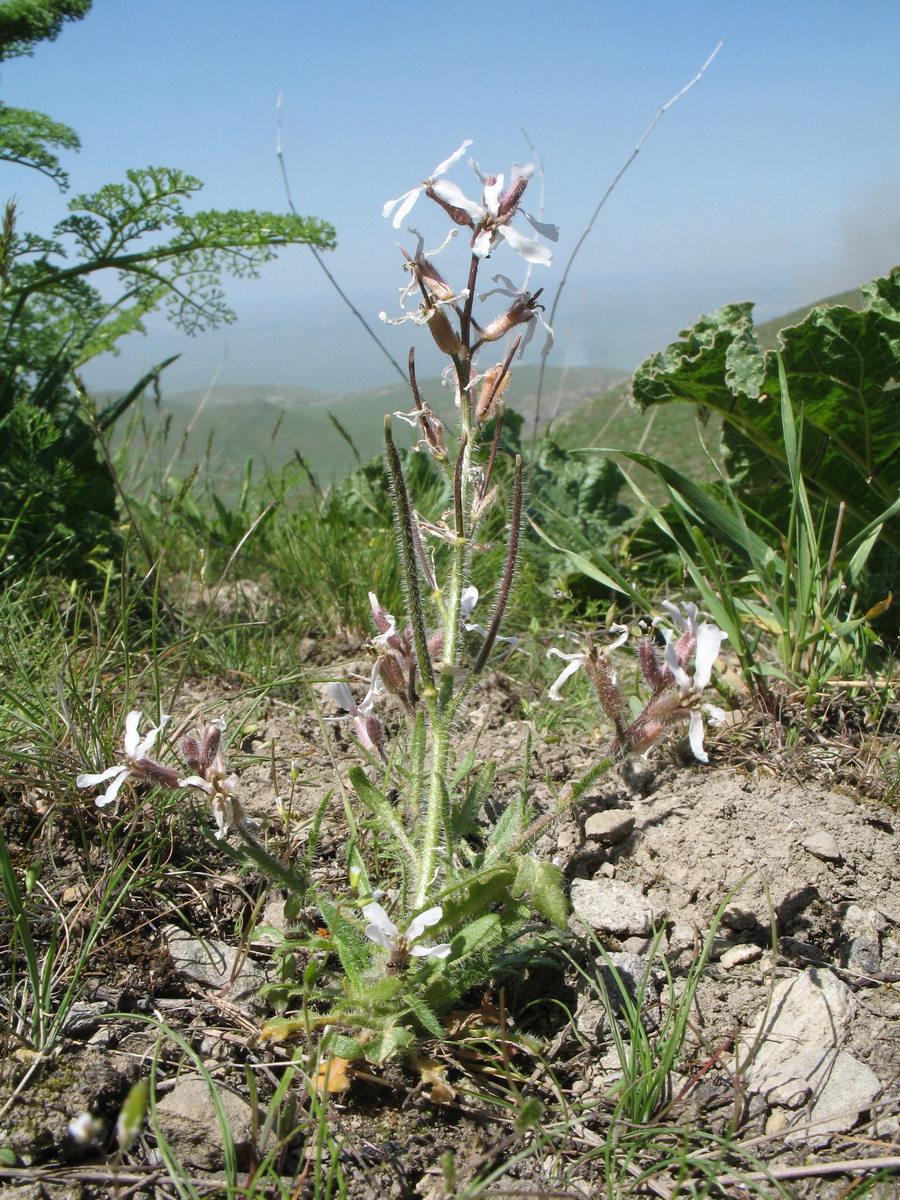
621;935;655;955
766;1109;791;1136
842;934;881;977
719;944;762;970
583;810;635;845
802;830;841;863
708;936;737;961
738;968;882;1146
163;925;270;1010
787;1051;882;1149
667;923;695;952
155;1078;256;1170
570;878;657;938
767;1078;812;1108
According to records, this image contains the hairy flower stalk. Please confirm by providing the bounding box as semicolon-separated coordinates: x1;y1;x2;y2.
377;141;557;913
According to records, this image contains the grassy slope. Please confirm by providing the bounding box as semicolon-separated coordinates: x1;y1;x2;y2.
120;364;628;487
550;286;869;480
117;286;868;491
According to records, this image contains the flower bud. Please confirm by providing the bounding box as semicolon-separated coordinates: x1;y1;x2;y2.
475;364;511;422
426;306;466;359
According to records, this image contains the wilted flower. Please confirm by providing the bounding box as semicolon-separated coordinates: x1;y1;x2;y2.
460;586;517;646
383;140;473;228
76;711;181;808
325;664;386;758
362;902;452;968
179;718;247;837
479;275;554;357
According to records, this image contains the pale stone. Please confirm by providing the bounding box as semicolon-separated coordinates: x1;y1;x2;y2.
583;810;635;845
719;944;762;970
570;878;657;938
738;968;881;1145
155;1077;256;1170
802;830;841;862
163;924;269;1009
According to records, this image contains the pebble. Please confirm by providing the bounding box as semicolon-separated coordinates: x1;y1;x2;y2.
570;878;658;938
719;943;762;970
583;810;635;845
802;830;842;862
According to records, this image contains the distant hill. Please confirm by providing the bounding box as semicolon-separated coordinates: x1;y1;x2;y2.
754;286;865;350
550;286;871;484
118;365;628;486
115;286;872;491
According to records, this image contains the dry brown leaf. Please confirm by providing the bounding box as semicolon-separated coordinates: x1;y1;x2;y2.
313;1056;353;1095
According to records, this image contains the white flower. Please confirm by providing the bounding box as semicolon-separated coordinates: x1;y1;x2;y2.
68;1112;102;1144
382;140;473;228
431;159;558;264
460;585;518;645
362;902;452;962
546;626;628;703
76;710;177;808
546;648;589;702
659;606;727;762
325;663;386;757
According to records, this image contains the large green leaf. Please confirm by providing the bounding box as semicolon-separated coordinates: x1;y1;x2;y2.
632;269;900;552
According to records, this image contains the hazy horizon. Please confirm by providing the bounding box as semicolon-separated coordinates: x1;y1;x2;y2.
3;1;898;399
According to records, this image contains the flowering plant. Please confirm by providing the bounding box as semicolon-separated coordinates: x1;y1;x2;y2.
74;142;726;1068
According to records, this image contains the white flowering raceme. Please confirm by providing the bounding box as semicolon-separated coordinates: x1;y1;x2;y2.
362;902;452;966
382;140;473;228
76;711;180;808
431;158;559;264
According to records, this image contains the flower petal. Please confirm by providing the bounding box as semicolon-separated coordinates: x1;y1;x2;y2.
430;179;483;221
432;139;473;178
483;175;504;216
522;211;559;242
327;682;357;714
135;714;170;760
663;634;691;691
546;649;587;702
471;227;494;258
460;585;479;622
179;774;213;794
687;709;708;763
122;710;143;757
497;224;552;265
77;764;128;788
95;768;132;808
406;906;443;942
410;942;452;959
693;624;726;691
362;902;399;948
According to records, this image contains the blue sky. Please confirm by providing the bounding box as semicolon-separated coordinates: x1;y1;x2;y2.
3;0;899;394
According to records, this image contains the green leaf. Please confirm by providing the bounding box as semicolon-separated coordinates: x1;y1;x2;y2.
317;896;369;990
451;760;495;840
436;868;516;931
348;766;415;860
326;1034;365;1061
402;993;444;1040
513;856;568;930
631;271;900;552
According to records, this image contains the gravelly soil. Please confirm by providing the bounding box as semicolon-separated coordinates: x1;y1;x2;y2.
2;676;900;1198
